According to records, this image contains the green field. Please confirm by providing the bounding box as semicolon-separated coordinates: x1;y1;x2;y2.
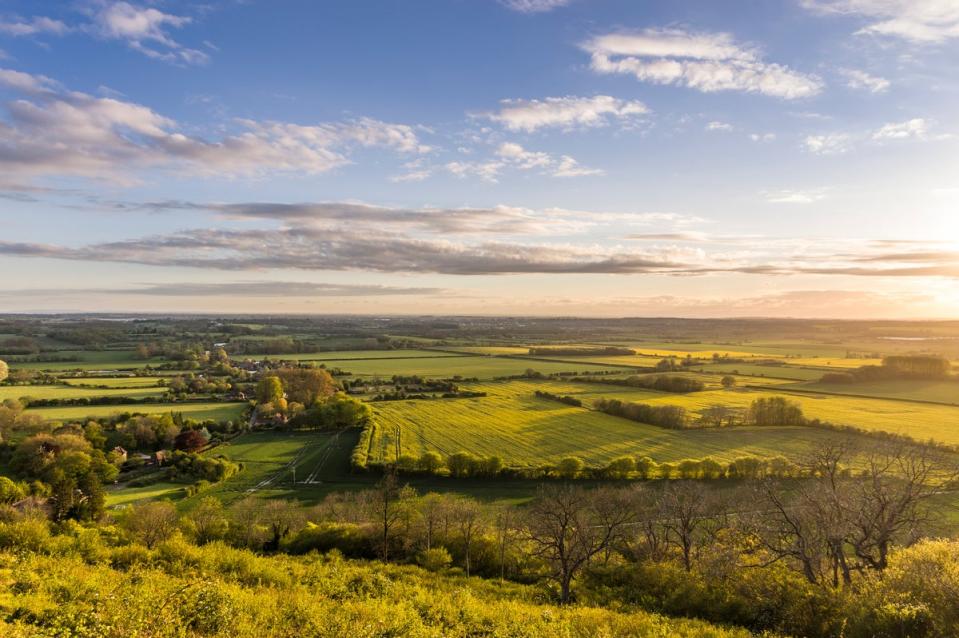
106;482;186;507
242;348;467;361
368;386;856;468
189;429;363;505
26;401;246;423
797;379;959;405
320;355;625;379
7;350;166;371
63;376;169;388
553;380;959;445
697;363;827;381
0;384;165;402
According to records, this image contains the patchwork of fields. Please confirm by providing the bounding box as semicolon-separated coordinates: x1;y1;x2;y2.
6;337;959;508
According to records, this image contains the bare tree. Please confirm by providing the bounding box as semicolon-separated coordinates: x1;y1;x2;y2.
848;442;954;571
125;501;179;549
262;499;304;551
523;484;634;603
367;471;416;561
493;505;519;581
187;496;229;545
657;481;719;571
451;496;484;576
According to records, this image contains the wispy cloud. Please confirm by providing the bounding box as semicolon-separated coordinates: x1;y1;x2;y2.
764;189;825;204
90;2;208;65
802;0;959;43
485;95;648;132
582;28;823;98
706;121;733;131
499;0;572;14
839;68;890;93
0;16;70;37
0;281;445;298
2;217;957;279
803;133;853;154
872;117;929;140
0;68;428;187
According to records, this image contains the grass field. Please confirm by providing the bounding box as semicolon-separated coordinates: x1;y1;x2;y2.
241;349;468;361
467;377;959;444
26;401;246;423
797;379;959;405
7;350;167;371
367;387;856;468
697;363;827;381
106;482;185;507
0;384;165;402
549;380;959;445
62;377;169;388
320;356;625;379
186;429;363;506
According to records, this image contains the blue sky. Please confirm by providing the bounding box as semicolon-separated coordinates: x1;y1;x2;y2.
1;0;958;317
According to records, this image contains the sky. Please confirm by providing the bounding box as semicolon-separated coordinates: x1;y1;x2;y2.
0;0;958;318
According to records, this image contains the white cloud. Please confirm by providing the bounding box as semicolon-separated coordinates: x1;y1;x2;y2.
804;133;853;154
445;160;505;182
499;0;572;13
749;132;777;142
0;16;70;36
872;117;929;140
487;95;648;132
0;68;59;93
802;0;959;42
840;68;890;93
764;189;825;203
496;142;552;168
583;28;823;98
706;121;733;131
437;142;602;182
0;68;429;185
92;2;209;65
552;155;604;177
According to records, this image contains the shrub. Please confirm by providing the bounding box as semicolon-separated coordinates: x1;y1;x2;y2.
417;546;453;572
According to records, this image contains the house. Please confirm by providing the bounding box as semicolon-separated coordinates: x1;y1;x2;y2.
111;446;128;463
153;450;169;466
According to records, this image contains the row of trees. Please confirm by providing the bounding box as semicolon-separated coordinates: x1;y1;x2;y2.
822;354;953;384
595;395;807;430
365;448;805;481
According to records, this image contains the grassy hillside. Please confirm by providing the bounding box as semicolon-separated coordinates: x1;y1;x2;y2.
0;539;753;638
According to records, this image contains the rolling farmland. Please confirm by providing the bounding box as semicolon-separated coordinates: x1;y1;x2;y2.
368;390;853;468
